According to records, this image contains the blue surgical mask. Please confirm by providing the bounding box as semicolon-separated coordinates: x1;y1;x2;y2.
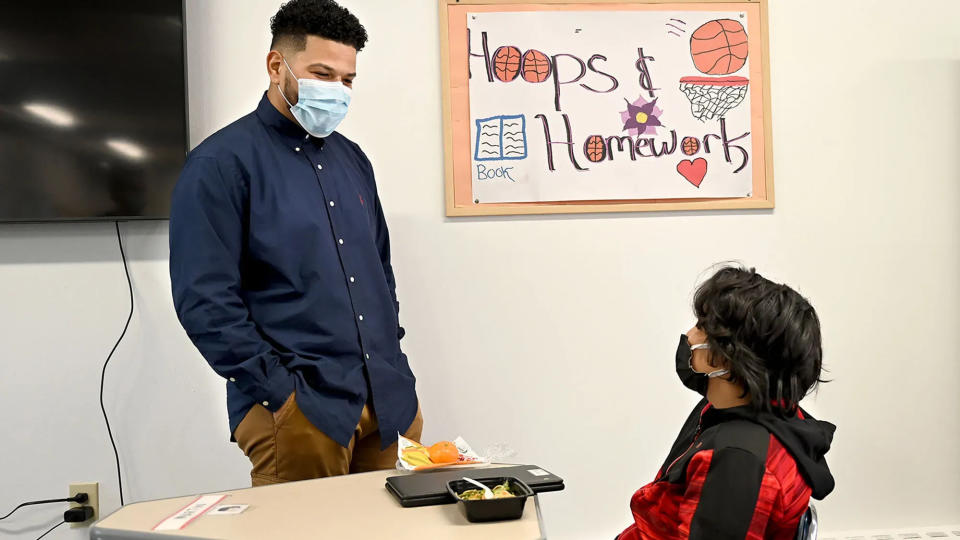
278;57;351;138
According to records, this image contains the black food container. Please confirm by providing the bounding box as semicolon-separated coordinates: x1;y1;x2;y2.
446;476;534;522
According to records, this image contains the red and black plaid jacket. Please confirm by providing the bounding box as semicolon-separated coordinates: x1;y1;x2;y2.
618;399;835;540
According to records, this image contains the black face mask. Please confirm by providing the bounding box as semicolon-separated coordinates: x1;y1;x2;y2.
676;334;708;395
676;334;731;395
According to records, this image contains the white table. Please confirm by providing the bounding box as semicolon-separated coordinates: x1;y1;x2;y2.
91;468;546;539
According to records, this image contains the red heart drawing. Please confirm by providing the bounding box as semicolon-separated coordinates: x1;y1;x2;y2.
677;158;708;187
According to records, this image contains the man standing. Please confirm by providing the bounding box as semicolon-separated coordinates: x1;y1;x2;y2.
169;0;420;486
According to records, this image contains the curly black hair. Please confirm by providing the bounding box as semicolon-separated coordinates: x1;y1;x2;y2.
694;265;826;416
270;0;368;52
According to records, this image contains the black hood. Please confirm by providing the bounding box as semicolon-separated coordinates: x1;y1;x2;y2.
710;404;836;500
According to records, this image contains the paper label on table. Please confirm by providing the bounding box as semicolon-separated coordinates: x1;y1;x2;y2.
153;494;227;531
527;469;549;477
210;504;249;515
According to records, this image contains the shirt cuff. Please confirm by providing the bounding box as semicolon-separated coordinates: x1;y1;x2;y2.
231;364;296;413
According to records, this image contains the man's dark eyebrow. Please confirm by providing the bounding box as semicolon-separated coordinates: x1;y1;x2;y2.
306;62;356;77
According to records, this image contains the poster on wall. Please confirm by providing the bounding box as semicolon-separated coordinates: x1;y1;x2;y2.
468;10;754;203
440;0;774;216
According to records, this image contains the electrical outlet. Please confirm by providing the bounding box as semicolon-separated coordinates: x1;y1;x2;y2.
68;482;99;528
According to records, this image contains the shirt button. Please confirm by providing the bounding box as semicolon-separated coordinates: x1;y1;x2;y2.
262;401;270;407
329;201;335;207
317;164;323;170
229;377;236;382
358;315;364;321
365;353;370;360
294;147;301;152
349;276;355;283
338;238;344;245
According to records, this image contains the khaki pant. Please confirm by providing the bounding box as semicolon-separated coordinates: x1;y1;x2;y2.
234;392;423;486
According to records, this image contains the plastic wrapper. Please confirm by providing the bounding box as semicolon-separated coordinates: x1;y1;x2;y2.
396;435;488;472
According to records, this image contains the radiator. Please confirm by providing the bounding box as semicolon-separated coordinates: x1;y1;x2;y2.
821;524;960;539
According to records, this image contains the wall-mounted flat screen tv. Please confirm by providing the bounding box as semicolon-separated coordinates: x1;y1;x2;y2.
0;1;187;222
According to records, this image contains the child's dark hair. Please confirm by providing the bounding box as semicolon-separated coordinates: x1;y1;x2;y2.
270;0;368;52
694;265;825;415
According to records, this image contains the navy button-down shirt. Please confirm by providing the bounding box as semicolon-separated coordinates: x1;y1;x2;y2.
169;93;418;448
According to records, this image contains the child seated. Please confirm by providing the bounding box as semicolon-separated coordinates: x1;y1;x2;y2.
618;266;835;540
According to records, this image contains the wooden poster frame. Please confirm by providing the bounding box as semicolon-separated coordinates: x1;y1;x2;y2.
439;0;774;216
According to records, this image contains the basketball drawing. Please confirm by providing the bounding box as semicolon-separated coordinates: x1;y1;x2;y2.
681;136;700;156
522;49;552;83
492;46;521;82
585;135;606;162
690;19;748;75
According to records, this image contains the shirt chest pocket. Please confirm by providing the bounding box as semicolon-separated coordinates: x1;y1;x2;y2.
343;190;377;241
324;172;377;243
245;150;378;280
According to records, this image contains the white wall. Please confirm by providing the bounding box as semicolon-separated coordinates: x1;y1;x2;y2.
1;1;958;538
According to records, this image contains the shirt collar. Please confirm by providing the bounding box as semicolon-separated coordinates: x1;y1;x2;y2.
701;402;754;428
254;92;324;149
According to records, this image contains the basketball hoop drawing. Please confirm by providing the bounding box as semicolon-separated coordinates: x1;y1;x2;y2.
679;19;751;121
679;76;749;121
